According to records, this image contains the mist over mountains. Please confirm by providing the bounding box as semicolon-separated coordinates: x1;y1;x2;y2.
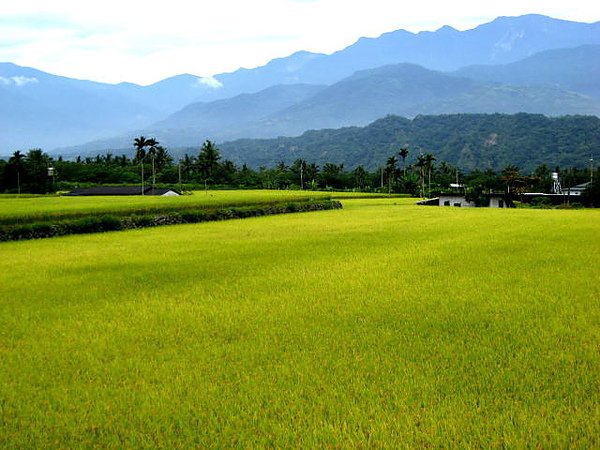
1;14;599;160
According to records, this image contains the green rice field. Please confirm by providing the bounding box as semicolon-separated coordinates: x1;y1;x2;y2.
0;194;598;447
0;190;373;225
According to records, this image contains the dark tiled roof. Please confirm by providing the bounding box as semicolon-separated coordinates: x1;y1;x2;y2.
67;186;179;196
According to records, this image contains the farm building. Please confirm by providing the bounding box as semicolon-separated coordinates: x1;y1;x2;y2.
564;182;591;196
418;194;513;208
520;182;591;204
66;186;180;196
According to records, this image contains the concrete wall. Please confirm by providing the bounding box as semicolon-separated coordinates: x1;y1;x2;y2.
439;195;506;208
489;197;506;208
439;196;476;207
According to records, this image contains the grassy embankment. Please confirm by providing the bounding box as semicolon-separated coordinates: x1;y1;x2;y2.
0;197;598;447
0;190;389;240
0;190;366;224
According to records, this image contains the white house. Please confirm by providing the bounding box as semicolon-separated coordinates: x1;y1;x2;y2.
419;194;511;208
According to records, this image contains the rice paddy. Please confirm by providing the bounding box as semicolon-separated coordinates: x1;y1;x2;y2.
0;195;598;448
0;190;365;225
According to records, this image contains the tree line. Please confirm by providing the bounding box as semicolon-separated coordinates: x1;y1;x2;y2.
1;138;597;205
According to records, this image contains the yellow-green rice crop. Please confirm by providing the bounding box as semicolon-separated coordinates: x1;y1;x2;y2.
0;199;598;448
0;190;384;225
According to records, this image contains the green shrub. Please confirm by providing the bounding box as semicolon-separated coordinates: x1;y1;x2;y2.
530;197;554;208
0;200;343;241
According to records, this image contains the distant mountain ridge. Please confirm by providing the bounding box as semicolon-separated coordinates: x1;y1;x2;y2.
1;14;600;155
255;63;599;134
65;60;600;153
152;83;326;139
207;14;600;98
454;45;600;99
0;63;208;152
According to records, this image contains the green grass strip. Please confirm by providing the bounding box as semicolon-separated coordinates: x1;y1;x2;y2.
0;200;342;241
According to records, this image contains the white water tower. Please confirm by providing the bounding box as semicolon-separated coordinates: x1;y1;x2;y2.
551;171;562;194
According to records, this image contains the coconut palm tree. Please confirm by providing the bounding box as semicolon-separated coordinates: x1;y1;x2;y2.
145;138;159;190
353;165;366;190
133;136;149;162
398;147;409;176
133;136;150;194
416;154;427;198
197;140;221;181
385;156;398;195
7;150;25;194
24;148;52;193
424;153;436;198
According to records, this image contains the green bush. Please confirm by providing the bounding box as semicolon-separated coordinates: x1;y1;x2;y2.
0;200;343;242
530;197;554;208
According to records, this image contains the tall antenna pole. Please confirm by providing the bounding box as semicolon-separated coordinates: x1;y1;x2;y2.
151;154;156;190
178;163;182;191
141;161;144;195
590;154;594;189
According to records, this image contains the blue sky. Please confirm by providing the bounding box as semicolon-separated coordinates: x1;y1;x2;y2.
0;0;598;85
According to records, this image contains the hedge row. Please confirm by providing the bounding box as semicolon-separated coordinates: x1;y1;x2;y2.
0;200;343;242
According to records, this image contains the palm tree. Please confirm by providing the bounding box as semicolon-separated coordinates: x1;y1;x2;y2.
145;138;159;190
416;154;427;198
181;154;195;182
133;136;149;194
424;153;436;198
197;140;221;181
398;147;409;176
385;156;398;195
25;148;52;193
353;165;366;190
133;136;149;162
8;150;25;194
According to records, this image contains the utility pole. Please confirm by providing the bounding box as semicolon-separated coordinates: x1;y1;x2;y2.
178;163;182;192
151;154;156;191
590;154;594;189
300;161;304;190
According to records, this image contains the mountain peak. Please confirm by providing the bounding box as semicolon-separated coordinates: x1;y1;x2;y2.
436;25;458;33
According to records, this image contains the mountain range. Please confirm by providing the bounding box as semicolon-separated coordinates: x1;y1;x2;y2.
1;14;599;159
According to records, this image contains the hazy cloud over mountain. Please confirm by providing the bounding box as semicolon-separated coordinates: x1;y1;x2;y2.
196;77;224;89
1;1;598;84
0;75;39;86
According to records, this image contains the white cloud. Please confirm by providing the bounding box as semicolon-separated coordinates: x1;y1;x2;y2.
195;76;223;89
0;0;598;85
0;75;39;86
11;76;39;86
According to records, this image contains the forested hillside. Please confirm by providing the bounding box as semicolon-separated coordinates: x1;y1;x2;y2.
219;113;600;172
